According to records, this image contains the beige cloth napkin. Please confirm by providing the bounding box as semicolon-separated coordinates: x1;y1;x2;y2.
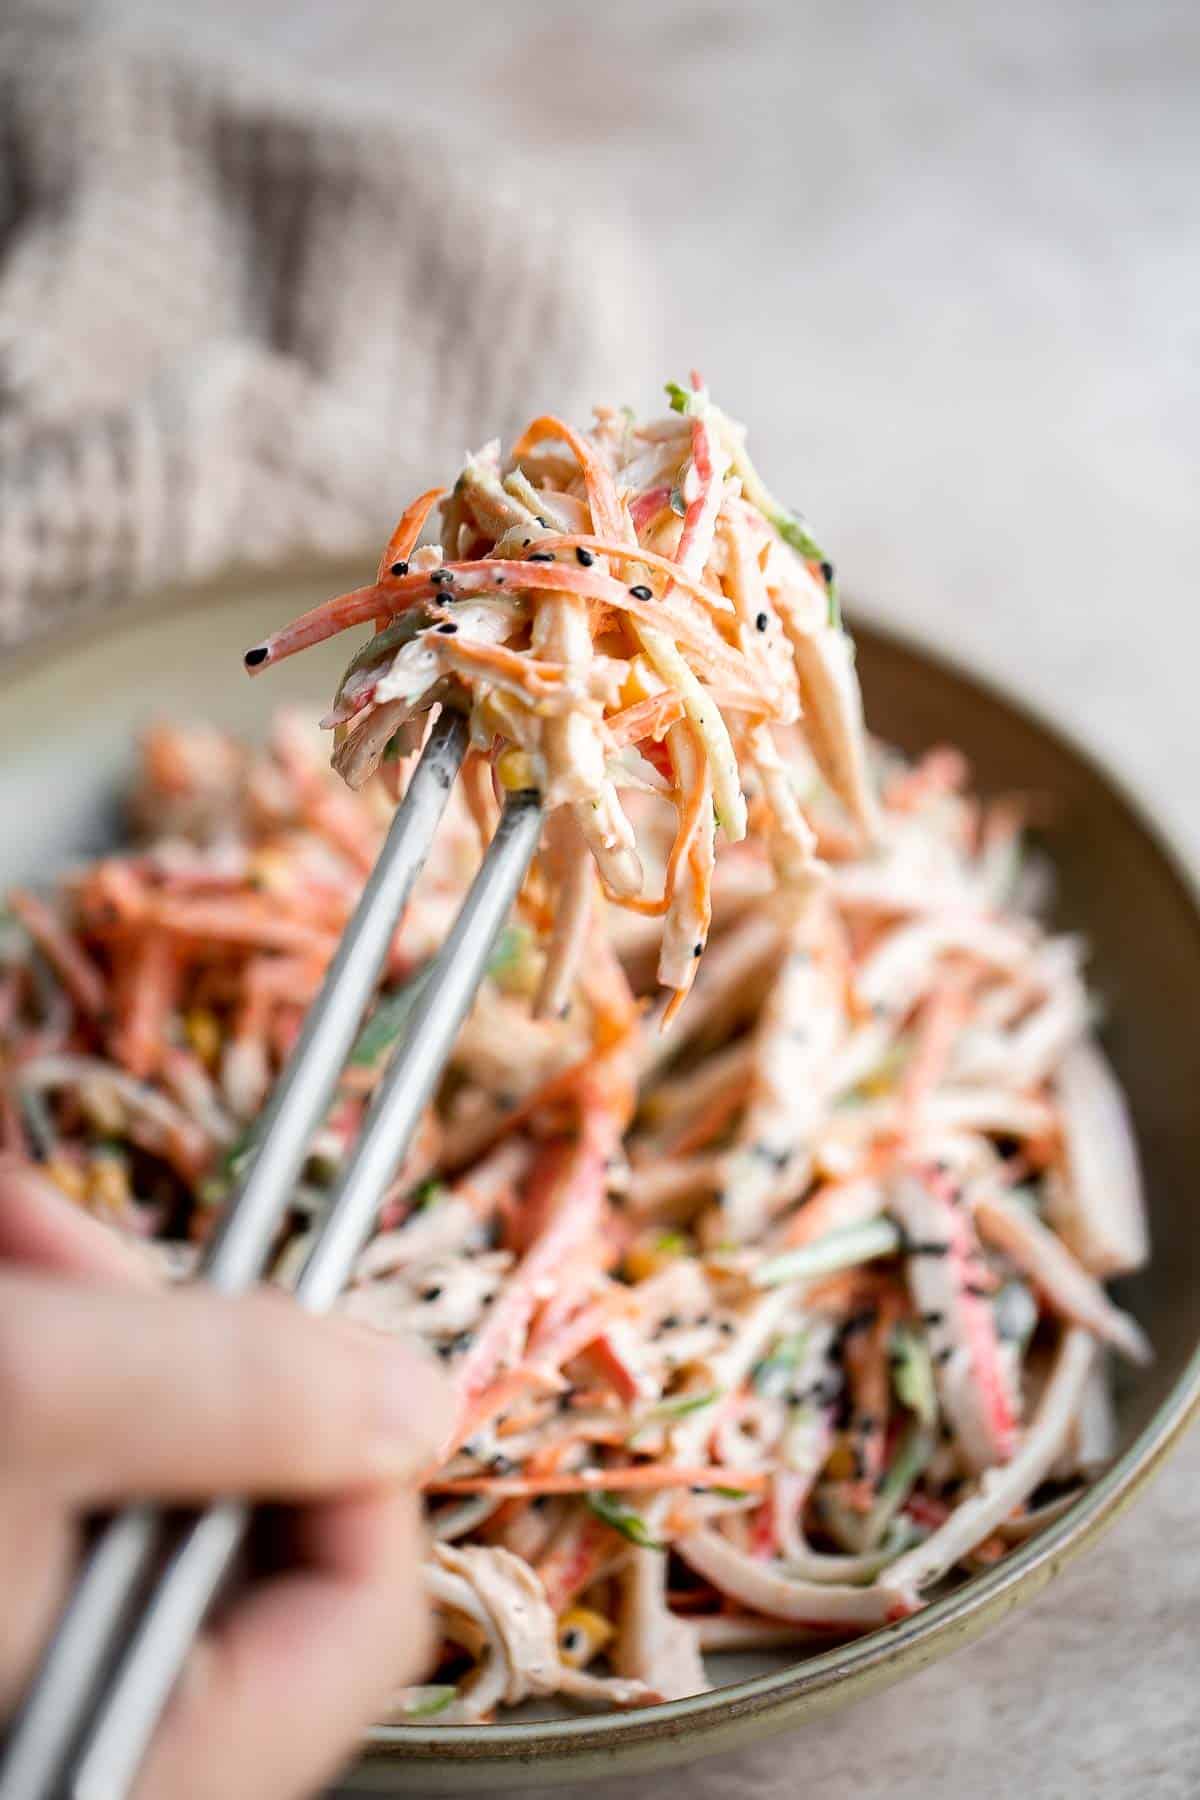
0;4;641;653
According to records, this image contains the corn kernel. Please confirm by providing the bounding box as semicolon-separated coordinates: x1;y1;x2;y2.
823;1437;857;1482
45;1154;87;1204
621;655;663;707
185;1008;221;1068
87;1151;131;1221
557;1606;614;1668
496;748;538;792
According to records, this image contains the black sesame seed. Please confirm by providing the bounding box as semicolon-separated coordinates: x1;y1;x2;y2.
718;1320;737;1337
244;645;268;667
839;1307;877;1340
755;612;769;632
436;621;458;635
575;546;595;566
820;560;835;584
389;559;409;577
435;1341;454;1360
420;1285;444;1303
920;1310;946;1328
560;1627;583;1654
907;1241;952;1258
660;1313;681;1332
528;550;555;563
490;1454;517;1475
628;584;653;601
535;516;548;528
693;942;703;958
934;1346;954;1366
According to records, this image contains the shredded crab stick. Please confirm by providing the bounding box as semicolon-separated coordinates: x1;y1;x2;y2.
971;1185;1150;1364
1045;1041;1150;1279
2;384;1153;1722
243;382;866;1014
890;1168;1019;1474
884;1328;1098;1596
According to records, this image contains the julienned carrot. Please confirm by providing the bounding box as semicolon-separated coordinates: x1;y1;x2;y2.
509;415;625;539
245;561;759;701
604;692;685;748
426;1465;770;1498
453;1133;610;1404
138;898;338;959
599;719;711;920
443;1368;561;1463
374;487;447;584
110;931;178;1081
538;535;734;618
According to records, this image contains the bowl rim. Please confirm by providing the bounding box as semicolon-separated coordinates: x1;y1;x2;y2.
7;572;1199;1778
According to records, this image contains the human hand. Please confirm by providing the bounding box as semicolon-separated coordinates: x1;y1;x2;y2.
0;1157;447;1799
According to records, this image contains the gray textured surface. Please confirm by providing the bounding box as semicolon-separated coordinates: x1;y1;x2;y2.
97;2;1200;1792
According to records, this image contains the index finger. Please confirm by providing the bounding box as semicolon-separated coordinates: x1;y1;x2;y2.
0;1272;452;1504
0;1158;157;1287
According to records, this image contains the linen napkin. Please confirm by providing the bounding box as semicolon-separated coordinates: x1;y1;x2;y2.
0;3;641;652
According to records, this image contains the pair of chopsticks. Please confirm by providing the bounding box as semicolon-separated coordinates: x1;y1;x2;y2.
0;708;543;1800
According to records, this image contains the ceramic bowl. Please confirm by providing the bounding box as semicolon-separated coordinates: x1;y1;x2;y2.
4;569;1198;1792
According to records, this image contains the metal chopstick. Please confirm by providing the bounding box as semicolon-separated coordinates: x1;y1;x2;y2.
0;707;474;1800
68;783;542;1800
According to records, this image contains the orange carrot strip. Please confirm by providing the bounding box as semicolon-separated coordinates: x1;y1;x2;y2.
442;1368;560;1463
374;487;447;583
110;931;178;1080
138;898;337;959
604;692;686;748
454;1133;611;1405
509;417;625;539
249;562;753;694
540;535;735;620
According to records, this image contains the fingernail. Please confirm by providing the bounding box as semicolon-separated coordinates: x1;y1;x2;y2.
366;1339;455;1479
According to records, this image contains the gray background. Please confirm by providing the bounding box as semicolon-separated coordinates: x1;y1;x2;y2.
104;2;1200;1792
